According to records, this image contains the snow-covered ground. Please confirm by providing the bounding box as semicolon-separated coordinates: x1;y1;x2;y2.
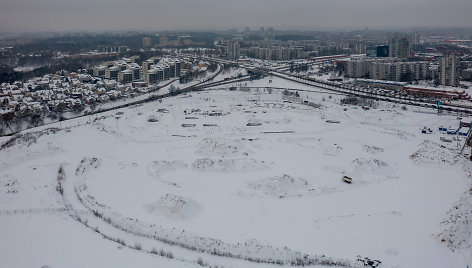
1;78;471;267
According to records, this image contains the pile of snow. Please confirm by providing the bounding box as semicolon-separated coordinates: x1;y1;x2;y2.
246;174;309;198
349;158;393;174
145;194;201;220
0;175;19;198
147;160;187;178
75;157;102;176
195;137;245;157
410;140;456;165
322;142;344;156
439;186;472;255
362;145;385;154
192;158;266;173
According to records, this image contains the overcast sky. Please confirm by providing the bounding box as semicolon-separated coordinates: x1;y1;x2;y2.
1;0;471;32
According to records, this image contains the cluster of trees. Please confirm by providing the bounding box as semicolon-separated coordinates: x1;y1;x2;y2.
247;70;266;80
0;103;81;135
335;62;346;77
179;71;195;84
179;62;217;84
289;63;309;73
0;109;48;134
340;96;377;108
282;89;300;97
179;69;209;84
0;53;120;83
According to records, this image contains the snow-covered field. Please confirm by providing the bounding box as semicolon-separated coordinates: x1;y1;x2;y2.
1;78;471;267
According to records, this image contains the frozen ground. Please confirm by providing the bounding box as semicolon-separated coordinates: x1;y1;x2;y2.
1;78;471;267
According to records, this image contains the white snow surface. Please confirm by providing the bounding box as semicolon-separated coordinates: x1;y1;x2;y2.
1;79;472;267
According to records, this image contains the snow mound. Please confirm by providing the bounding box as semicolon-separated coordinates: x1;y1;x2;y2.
118;161;138;170
192;158;266;172
147;160;187;177
322;142;343;156
362;145;384;154
349;158;393;175
438;187;472;253
410;140;456;165
75;157;102;176
196;137;245;157
246;174;309;198
0;175;19;202
145;194;201;220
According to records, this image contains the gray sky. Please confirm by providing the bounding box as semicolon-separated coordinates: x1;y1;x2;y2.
1;0;471;32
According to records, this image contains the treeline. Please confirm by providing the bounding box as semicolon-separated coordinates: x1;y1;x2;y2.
10;32;225;55
0;54;121;83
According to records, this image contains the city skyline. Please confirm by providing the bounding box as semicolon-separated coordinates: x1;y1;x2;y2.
1;0;472;32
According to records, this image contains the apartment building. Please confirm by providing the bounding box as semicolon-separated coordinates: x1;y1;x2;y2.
142;57;181;83
227;41;240;61
439;54;459;86
389;33;412;58
348;57;430;82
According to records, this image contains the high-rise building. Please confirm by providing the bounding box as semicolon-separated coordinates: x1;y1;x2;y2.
366;47;377;57
440;54;459;86
226;41;240;61
347;60;368;78
160;36;169;45
389;34;411;58
376;46;389;57
412;32;420;44
142;37;152;48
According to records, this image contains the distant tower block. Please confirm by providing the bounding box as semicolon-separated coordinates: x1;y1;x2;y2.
388;33;411;58
143;37;152;48
160;36;169;45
